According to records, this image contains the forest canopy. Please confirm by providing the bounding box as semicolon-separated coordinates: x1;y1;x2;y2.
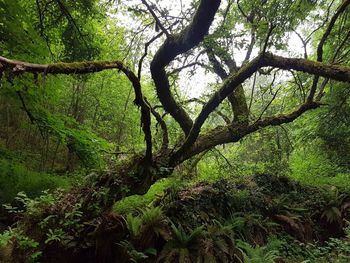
1;0;350;262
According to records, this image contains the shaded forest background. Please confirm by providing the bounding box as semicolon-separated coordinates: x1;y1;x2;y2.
0;0;350;262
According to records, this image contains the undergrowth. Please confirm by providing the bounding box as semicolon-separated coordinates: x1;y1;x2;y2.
0;159;71;204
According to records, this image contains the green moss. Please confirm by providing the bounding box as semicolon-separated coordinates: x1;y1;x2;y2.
48;61;122;73
112;178;177;214
48;61;92;71
0;159;71;204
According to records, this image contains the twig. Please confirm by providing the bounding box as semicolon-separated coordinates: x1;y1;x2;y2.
141;0;170;37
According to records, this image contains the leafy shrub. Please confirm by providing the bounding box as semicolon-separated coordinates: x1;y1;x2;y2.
0;228;41;263
288;147;350;190
158;221;241;263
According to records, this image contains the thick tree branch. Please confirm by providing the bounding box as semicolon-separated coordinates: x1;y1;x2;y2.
205;44;249;124
171;55;262;164
3;50;350;166
171;52;350;164
308;0;350;101
0;56;153;162
263;53;350;82
178;101;321;164
205;47;228;80
0;56;127;74
150;0;221;135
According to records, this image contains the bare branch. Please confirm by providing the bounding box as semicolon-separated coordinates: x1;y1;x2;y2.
243;29;256;64
168;62;210;75
290;71;306;102
54;0;89;48
237;0;250;22
211;148;233;168
332;29;350;62
256;85;282;121
185;98;231;124
308;0;350;101
248;71;257;111
141;0;170;37
261;23;276;54
147;100;169;153
293;30;308;59
138;32;163;80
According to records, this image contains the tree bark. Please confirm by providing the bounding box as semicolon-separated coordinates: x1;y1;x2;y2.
150;0;221;134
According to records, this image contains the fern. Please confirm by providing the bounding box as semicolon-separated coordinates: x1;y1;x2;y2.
157;223;205;262
237;240;280;263
119;240;156;263
126;214;143;237
140;207;167;235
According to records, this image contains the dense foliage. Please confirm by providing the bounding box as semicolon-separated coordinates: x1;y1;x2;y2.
0;0;350;262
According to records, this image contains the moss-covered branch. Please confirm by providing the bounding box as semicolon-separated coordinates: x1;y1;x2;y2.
178;101;321;164
171;52;350;164
0;56;154;162
264;53;350;82
0;56;126;74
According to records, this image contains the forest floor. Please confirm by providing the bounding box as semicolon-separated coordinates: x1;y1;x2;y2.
1;162;350;262
110;173;350;262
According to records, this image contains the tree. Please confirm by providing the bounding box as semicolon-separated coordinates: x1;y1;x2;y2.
1;0;350;261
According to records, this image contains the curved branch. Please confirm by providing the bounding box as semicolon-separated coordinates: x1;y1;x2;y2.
178;101;321;164
0;56;127;74
168;62;210;75
138;32;163;80
308;0;350;101
205;44;249;124
150;0;221;135
171;52;350;164
148;102;169;153
171;55;262;164
4;50;350;166
0;56;153;162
